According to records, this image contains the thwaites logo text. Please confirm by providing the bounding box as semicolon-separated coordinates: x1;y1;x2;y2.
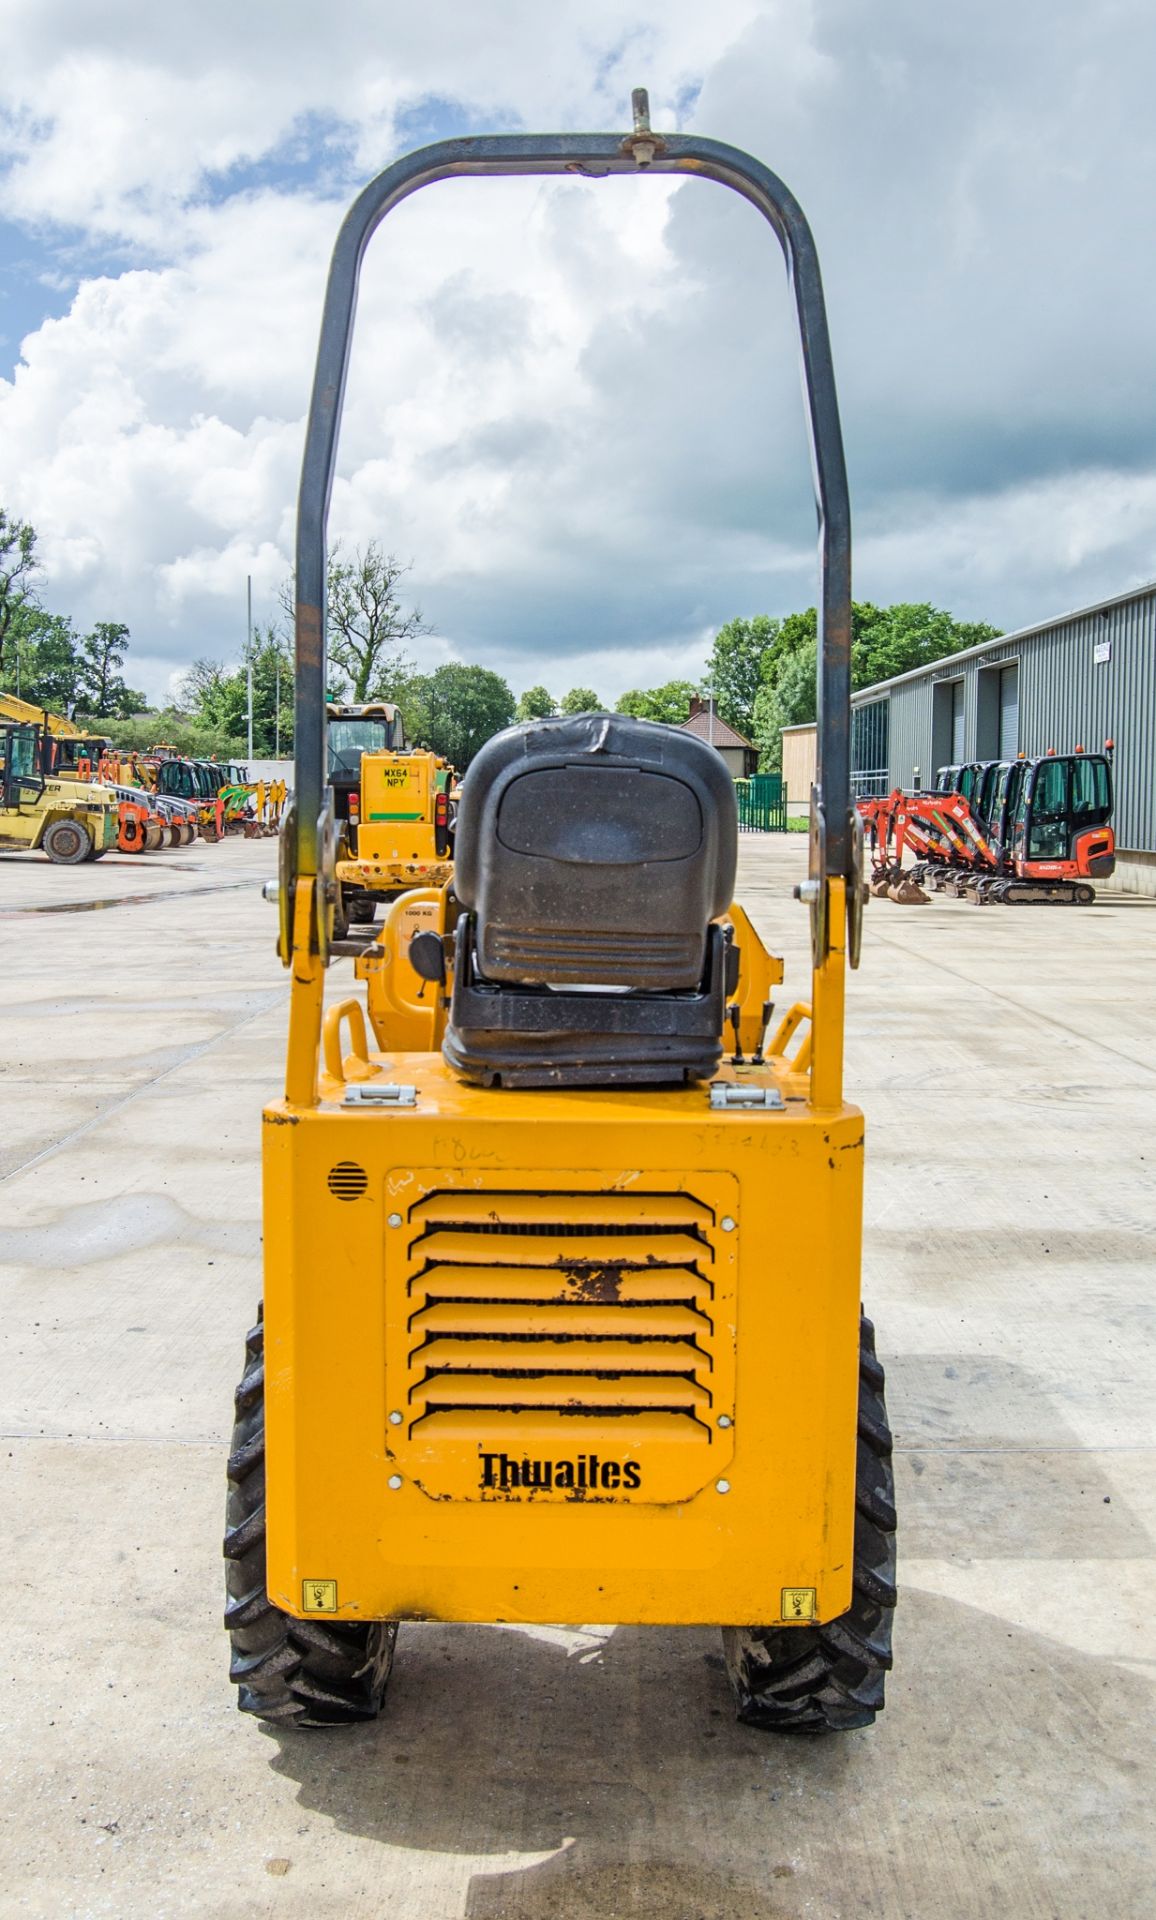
480;1451;641;1493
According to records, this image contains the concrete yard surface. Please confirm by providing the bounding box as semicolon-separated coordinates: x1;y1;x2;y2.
1;834;1154;1918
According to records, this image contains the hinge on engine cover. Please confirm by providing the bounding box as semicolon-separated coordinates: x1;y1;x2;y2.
342;1083;419;1107
708;1083;786;1111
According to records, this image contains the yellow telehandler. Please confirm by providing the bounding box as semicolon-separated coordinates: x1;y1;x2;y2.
334;747;455;937
226;95;892;1735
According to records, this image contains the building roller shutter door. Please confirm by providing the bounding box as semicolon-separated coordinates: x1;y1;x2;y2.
999;664;1019;759
951;681;965;761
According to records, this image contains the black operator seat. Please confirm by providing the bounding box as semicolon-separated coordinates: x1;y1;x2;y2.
442;713;738;1089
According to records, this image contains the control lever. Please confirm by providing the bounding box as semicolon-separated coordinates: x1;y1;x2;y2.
751;1000;775;1066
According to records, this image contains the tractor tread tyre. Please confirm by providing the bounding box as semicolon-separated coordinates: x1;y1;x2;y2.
223;1306;396;1728
722;1312;896;1734
42;818;92;865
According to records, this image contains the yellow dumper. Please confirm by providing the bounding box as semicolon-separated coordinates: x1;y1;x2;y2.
225;100;893;1739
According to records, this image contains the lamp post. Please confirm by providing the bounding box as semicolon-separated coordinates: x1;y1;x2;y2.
246;574;254;764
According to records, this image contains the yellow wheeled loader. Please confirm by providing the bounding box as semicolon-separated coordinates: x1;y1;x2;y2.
225;94;893;1735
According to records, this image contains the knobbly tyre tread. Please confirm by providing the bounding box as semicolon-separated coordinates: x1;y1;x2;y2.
722;1312;897;1733
42;818;92;864
223;1305;396;1727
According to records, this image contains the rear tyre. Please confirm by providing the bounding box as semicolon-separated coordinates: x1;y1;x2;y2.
722;1312;896;1733
43;818;92;865
223;1307;396;1727
348;896;377;925
332;878;350;942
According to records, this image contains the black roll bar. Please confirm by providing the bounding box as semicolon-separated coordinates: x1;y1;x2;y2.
293;101;852;884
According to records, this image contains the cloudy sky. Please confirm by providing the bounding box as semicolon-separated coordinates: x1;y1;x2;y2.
1;0;1153;705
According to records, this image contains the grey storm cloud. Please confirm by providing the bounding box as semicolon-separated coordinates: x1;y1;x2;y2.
397;0;1156;677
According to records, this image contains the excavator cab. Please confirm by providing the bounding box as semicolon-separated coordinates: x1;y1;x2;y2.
1012;752;1114;876
225;95;893;1738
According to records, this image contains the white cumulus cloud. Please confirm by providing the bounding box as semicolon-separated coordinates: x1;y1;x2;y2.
0;0;1154;705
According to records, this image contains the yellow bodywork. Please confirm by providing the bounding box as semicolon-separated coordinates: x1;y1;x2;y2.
265;861;864;1629
337;751;453;893
0;775;119;855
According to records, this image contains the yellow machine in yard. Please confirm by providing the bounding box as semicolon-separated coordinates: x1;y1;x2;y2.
0;719;119;862
337;748;455;905
225;98;893;1736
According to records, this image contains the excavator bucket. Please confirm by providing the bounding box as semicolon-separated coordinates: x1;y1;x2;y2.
887;874;929;905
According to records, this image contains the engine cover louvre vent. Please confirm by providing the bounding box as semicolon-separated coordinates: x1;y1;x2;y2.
328;1161;369;1202
385;1174;739;1503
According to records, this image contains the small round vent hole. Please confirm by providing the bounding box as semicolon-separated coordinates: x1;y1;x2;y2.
328;1161;368;1202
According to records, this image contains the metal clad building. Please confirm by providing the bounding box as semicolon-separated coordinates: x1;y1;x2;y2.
850;582;1156;893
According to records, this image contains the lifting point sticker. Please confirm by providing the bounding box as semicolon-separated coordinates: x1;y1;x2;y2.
302;1578;338;1613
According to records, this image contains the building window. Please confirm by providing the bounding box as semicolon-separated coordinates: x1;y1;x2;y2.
851;698;889;797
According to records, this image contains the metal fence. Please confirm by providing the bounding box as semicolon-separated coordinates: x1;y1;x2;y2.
735;773;787;831
850;769;891;799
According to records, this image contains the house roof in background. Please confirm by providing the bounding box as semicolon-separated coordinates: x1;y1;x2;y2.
679;710;754;750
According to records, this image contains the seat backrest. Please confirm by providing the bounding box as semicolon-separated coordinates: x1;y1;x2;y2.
454;714;737;990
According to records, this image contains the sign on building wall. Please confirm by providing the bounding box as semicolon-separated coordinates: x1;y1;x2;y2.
1094;638;1112;664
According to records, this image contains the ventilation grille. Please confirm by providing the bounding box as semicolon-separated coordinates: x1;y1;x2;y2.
328;1160;368;1202
401;1188;719;1433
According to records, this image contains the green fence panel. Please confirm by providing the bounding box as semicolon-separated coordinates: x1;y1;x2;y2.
735;772;786;832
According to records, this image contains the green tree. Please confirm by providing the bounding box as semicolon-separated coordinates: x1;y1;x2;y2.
703;614;780;737
748;601;1001;770
180;656;247;739
5;609;83;713
321;544;428;703
515;684;557;720
0;509;39;679
250;625;293;757
752;640;817;771
100;708;245;758
408;664;515;768
850;602;1001;686
615;679;699;725
75;621;147;719
559;686;601;714
179;625;293;758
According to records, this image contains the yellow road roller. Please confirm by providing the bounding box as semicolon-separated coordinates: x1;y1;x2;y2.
225;93;894;1734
